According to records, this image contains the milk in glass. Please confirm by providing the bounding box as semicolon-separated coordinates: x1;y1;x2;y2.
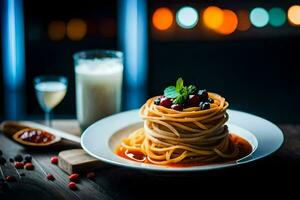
75;58;123;130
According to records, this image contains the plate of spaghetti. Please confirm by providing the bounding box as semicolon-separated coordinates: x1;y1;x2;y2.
81;78;283;172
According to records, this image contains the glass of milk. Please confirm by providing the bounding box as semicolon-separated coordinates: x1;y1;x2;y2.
34;76;68;127
73;50;123;131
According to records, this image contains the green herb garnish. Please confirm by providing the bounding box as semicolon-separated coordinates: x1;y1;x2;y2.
163;78;197;104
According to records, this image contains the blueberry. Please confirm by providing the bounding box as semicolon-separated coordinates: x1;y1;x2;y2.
154;97;161;105
0;157;6;165
14;154;23;162
24;155;32;163
198;89;208;102
200;102;210;110
9;158;14;163
207;98;214;103
0;150;2;156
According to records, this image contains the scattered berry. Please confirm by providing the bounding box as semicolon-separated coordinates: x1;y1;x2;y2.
5;176;16;182
200;102;210;110
47;173;55;181
159;97;173;108
9;158;14;163
153;97;161;105
86;172;96;180
69;173;80;182
20;173;26;177
68;182;77;190
0;156;6;165
24;155;32;163
171;104;184;111
15;162;24;169
198;89;208;102
50;156;58;164
24;162;34;170
187;95;201;107
207;98;214;103
0;150;2;156
14;154;23;162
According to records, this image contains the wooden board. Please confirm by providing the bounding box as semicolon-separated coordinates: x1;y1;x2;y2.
58;149;104;174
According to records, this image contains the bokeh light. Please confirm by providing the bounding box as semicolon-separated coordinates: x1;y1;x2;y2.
67;18;87;41
152;7;173;30
203;6;224;30
217;9;238;35
269;7;286;27
250;8;269;28
288;5;300;26
176;6;198;29
48;20;66;41
237;10;251;31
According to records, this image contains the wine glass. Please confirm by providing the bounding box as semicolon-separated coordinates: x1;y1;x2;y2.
34;76;68;127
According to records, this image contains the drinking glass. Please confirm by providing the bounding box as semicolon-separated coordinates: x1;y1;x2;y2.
34;76;68;126
73;50;123;131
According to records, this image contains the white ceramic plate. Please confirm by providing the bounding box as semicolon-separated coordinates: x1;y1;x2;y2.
81;109;283;172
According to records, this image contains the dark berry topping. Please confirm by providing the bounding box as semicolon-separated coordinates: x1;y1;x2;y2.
159;97;173;108
200;102;210;110
187;95;201;107
171;104;184;111
198;89;208;102
207;97;214;103
154;97;161;105
0;150;2;156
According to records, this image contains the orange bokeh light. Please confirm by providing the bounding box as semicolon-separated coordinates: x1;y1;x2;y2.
217;9;238;35
288;5;300;25
237;10;251;31
203;6;224;30
152;7;173;30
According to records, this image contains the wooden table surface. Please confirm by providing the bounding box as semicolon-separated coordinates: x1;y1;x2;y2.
0;120;299;199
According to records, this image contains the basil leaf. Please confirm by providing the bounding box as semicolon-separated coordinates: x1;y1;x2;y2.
176;78;184;93
187;85;197;95
164;86;179;98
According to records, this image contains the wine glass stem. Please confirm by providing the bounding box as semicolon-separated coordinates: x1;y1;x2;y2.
45;110;52;127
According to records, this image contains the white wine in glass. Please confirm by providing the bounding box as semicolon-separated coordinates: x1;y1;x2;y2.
34;76;67;126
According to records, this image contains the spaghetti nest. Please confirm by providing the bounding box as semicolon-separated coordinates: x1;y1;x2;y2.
121;92;239;165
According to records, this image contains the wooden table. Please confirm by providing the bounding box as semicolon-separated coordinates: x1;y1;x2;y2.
0;120;299;199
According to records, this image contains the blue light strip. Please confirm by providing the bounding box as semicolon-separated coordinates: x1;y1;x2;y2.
2;0;25;90
2;0;25;119
118;0;148;90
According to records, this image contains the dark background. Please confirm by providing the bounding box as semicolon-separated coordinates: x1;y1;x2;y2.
1;0;300;123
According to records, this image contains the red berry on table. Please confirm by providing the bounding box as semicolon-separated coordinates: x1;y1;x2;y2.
69;173;80;182
171;104;184;111
86;172;96;180
15;162;24;169
50;156;58;164
24;162;34;170
68;182;77;190
187;95;200;107
46;173;55;181
5;176;16;182
159;97;173;108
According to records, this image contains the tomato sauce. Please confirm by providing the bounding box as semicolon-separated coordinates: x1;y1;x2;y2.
115;134;252;167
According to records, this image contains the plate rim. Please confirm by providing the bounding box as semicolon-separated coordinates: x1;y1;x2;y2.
81;109;284;172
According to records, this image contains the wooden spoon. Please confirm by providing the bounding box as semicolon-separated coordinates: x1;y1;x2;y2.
0;121;81;147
